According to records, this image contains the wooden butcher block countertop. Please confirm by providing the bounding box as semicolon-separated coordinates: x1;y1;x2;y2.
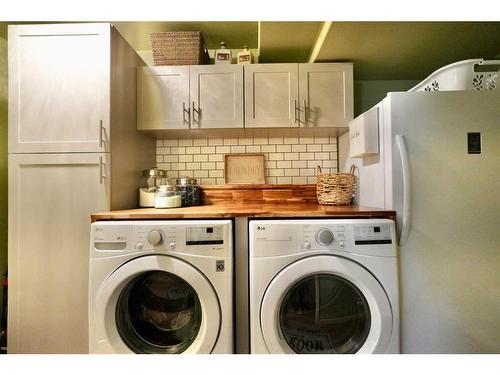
91;203;396;222
92;184;395;222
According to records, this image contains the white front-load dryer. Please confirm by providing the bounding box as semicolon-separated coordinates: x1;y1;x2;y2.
89;220;233;354
249;219;399;354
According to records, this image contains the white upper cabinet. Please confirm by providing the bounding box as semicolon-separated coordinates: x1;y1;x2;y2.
190;65;244;129
244;64;299;128
137;65;244;130
9;23;111;153
299;63;353;128
137;66;190;130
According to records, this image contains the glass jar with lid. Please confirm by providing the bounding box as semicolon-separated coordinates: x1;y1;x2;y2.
176;177;201;207
154;184;182;209
139;168;167;207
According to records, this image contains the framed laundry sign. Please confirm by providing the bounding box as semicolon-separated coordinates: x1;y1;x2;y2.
224;153;265;184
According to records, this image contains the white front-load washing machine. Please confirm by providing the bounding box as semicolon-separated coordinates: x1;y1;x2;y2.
249;219;399;354
89;220;233;354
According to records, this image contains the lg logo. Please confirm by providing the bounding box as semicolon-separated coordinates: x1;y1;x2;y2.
257;226;266;231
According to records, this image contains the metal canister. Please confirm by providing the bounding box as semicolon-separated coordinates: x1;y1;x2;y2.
176;177;201;207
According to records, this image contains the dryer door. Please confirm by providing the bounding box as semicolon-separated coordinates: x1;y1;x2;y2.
260;255;393;354
94;255;220;354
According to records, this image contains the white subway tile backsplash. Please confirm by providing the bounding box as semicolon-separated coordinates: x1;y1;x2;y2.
209;169;224;178
186;162;201;170
156;135;338;185
246;145;261;153
157;147;170;155
299;137;314;144
268;137;284;144
209;154;224;162
201;162;216;170
306;144;322;152
292;176;308;184
276;160;292;169
178;154;193;163
216;146;231;154
285;169;300;177
276;144;292;153
193;154;208;162
178;139;193;146
230;145;246;153
292;144;307;152
314;137;330;144
284;137;299;144
277;176;292;184
223;138;238;145
268;153;284;161
292;160;307;168
254;138;268;145
170;147;185;155
185;146;201;154
193;139;208;146
164;139;178;146
284;152;299;161
193;170;209;178
238;138;253;145
208;138;224;146
314;152;330;160
164;155;179;163
261;145;276;153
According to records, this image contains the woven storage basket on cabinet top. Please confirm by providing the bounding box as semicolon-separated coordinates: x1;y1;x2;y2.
150;31;209;66
316;165;357;205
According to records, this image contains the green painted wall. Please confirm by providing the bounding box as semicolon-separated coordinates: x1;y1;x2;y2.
0;23;7;316
354;80;420;116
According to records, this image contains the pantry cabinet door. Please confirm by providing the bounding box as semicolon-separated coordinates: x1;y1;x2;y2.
244;64;299;128
189;65;244;129
8;24;110;153
299;63;353;128
137;66;190;130
8;153;110;353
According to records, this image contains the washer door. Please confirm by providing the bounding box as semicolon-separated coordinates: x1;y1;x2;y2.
260;255;393;354
95;255;220;354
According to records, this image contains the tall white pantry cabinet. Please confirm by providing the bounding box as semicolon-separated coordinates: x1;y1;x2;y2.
8;23;155;353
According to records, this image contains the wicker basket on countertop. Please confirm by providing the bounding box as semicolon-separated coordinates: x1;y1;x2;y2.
316;165;357;205
150;31;210;66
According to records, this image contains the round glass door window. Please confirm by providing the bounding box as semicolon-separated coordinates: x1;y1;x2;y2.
116;271;202;354
279;274;371;354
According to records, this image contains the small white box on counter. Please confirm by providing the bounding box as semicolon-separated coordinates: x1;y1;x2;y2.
349;106;379;158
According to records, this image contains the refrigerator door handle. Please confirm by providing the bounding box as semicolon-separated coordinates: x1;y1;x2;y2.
396;134;411;246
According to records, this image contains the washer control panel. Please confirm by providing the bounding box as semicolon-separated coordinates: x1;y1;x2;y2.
186;226;224;246
354;224;392;245
303;224;346;250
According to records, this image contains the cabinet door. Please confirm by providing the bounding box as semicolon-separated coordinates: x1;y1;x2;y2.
190;65;244;129
8;24;110;153
299;63;353;128
244;64;299;128
137;66;190;130
8;153;110;353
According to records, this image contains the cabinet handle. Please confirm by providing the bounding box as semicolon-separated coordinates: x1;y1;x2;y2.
183;102;190;126
294;100;298;124
303;99;307;126
99;156;106;184
99;120;105;148
192;101;199;126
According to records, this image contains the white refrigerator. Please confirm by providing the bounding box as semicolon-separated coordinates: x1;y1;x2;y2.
341;84;500;353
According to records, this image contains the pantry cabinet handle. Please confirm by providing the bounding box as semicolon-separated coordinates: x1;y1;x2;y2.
294;100;298;124
182;102;190;126
99;120;105;148
99;156;106;184
303;99;307;125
